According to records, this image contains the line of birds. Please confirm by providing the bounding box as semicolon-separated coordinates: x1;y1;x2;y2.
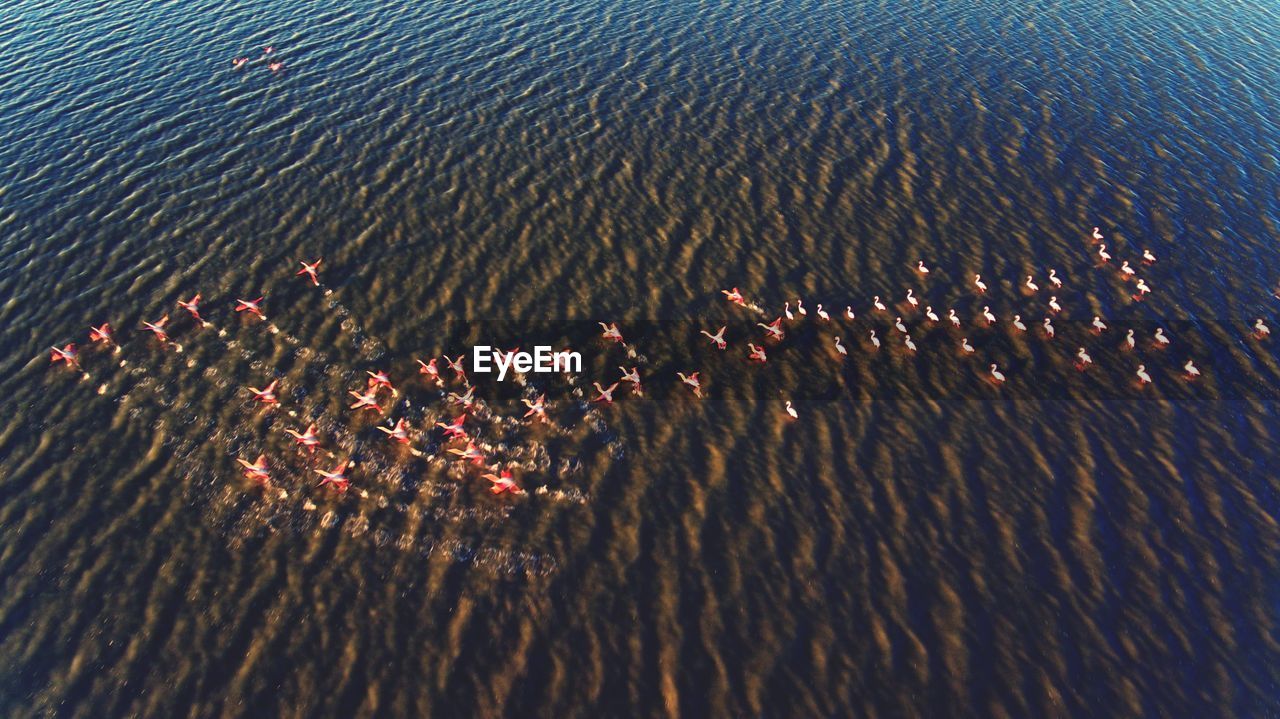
232;45;283;73
45;225;1277;495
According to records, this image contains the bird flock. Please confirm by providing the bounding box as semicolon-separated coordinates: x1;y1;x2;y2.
45;225;1277;503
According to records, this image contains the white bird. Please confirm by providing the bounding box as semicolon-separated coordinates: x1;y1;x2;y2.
982;306;996;325
701;325;727;350
1048;296;1062;314
1121;260;1135;277
1135;279;1151;296
1013;314;1027;332
1136;364;1153;385
1255;319;1271;338
1076;347;1093;368
917;261;930;274
796;299;807;316
873;296;887;312
1092;226;1104;241
1048;268;1062;288
869;329;880;349
785;401;798;419
1098;244;1111;263
1125;329;1136;350
974;274;988;293
906;289;918;309
904;334;917;352
845;306;855;320
784;302;793;320
925;306;940;323
1026;275;1039;292
816;304;830;321
833;336;847;356
1092;316;1108;333
948;309;961;328
1043;317;1055;339
1143;249;1157;264
961;338;974;353
1184;360;1200;378
894;316;908;334
989;364;1006;383
1154;328;1170;347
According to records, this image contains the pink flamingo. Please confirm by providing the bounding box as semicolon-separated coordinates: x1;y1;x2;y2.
296;258;322;286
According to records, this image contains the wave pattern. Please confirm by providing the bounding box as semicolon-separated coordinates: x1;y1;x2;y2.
1;0;1280;715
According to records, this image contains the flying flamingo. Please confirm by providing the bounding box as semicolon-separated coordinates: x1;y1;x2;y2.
701;326;727;350
366;370;397;396
447;442;486;465
236;454;271;485
482;469;525;495
619;366;642;393
721;288;747;306
234;297;265;319
989;364;1006;384
448;386;475;409
50;343;79;368
598;322;624;344
785;401;798;419
284;423;322;453
314;461;351;492
178;294;206;325
416;357;443;386
437;413;469;438
443;354;467;382
89;323;115;347
523;394;548;422
592;381;619;404
757;318;784;340
974;274;988;293
248;379;279;405
142;315;171;343
377;418;411;444
677;371;703;397
296;258;322;286
816;304;831;321
747;343;767;363
348;389;382;414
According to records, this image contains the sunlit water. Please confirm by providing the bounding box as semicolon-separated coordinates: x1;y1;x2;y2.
1;0;1279;715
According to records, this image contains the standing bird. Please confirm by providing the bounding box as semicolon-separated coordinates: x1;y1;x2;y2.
989;364;1006;384
894;317;908;334
925;306;940;323
1043;318;1055;339
917;261;930;275
1091;316;1108;333
796;299;807;316
1255;319;1271;338
783;302;793;320
1098;244;1111;263
833;336;847;356
1124;329;1136;350
816;304;831;321
784;401;798;419
1048;296;1062;314
903;334;918;353
1143;249;1157;264
1154;328;1170;347
1184;360;1201;379
1121;261;1136;278
974;274;988;293
961;338;974;354
1048;269;1062;289
873;296;887;312
1135;279;1151;297
948;309;961;328
905;290;918;310
1076;347;1093;370
1092;227;1104;241
297;258;323;286
869;329;880;349
1025;276;1039;293
1013;315;1028;332
845;306;856;320
1136;364;1153;385
982;306;996;325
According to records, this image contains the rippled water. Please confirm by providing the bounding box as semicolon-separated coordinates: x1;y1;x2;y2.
2;0;1280;715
